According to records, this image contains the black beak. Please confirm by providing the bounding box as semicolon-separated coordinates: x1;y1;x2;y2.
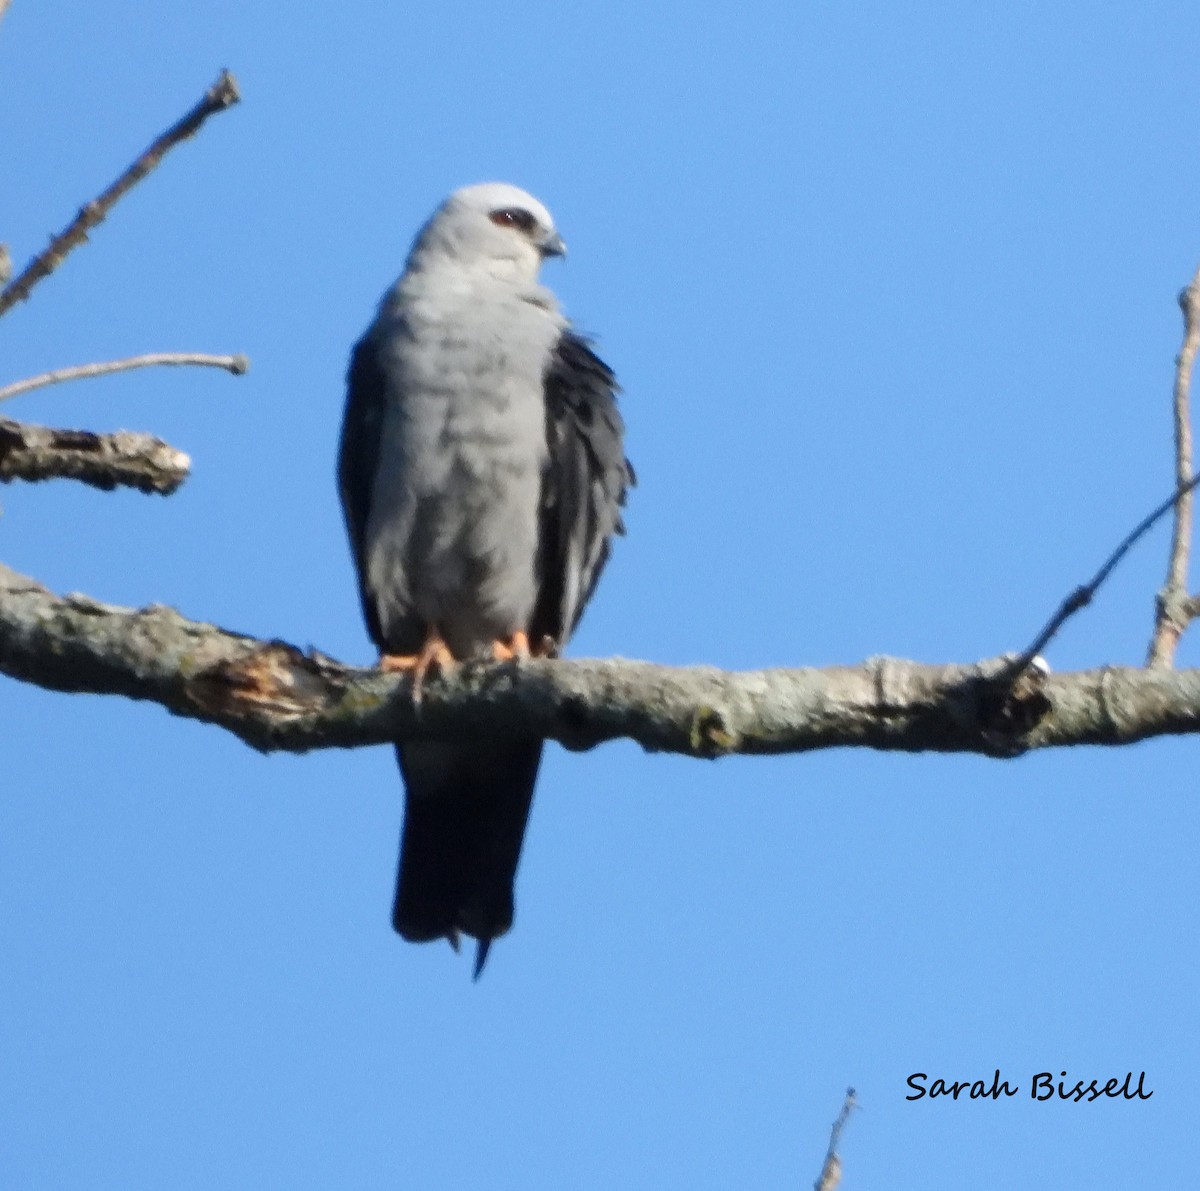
539;231;567;259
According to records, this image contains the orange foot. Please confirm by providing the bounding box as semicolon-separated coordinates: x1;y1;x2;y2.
490;630;531;662
380;630;456;704
490;630;562;660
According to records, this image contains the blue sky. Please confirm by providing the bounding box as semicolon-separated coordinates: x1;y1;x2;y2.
2;2;1199;1187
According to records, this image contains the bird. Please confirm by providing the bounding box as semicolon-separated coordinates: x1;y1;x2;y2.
337;183;633;977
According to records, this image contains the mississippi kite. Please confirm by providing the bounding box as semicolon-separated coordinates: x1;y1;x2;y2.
338;183;633;976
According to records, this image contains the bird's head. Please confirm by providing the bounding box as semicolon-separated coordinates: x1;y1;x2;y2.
410;182;567;283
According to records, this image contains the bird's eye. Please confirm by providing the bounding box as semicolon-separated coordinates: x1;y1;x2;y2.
489;207;538;234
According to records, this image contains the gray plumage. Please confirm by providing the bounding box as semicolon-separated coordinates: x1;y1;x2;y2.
338;183;632;975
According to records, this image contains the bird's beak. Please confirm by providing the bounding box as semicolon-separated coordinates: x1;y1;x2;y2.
540;231;567;260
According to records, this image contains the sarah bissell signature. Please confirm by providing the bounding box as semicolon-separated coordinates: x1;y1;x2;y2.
905;1070;1152;1102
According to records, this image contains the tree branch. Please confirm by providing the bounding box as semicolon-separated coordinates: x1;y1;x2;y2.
4;563;1200;758
0;352;248;403
0;420;190;493
1148;265;1200;667
813;1088;856;1191
1012;473;1200;675
0;70;240;318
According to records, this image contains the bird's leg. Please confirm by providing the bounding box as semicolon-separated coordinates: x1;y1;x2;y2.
380;628;456;704
490;630;531;662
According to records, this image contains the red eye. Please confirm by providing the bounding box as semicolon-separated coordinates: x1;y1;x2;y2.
489;207;538;233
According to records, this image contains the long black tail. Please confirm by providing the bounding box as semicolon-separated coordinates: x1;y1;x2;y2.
393;737;543;977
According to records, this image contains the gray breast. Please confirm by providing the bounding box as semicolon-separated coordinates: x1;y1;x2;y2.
363;284;563;658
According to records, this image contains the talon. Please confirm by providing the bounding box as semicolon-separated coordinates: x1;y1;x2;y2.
379;629;456;703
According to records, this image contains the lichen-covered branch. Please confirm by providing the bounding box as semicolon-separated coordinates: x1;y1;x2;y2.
0;419;190;493
4;563;1200;759
0;70;240;317
0;352;248;403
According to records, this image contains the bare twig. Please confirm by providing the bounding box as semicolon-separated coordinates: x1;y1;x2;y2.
4;564;1200;757
0;70;240;318
0;352;248;404
813;1088;857;1191
0;244;11;287
1010;473;1200;675
0;419;189;494
1148;267;1200;667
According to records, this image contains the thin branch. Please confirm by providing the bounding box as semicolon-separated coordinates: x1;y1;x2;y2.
1148;266;1200;667
1010;472;1200;675
0;352;249;404
0;420;189;494
1167;273;1200;591
0;244;11;287
5;565;1200;758
0;70;240;318
813;1088;857;1191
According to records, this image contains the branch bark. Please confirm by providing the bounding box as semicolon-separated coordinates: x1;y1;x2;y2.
4;563;1200;759
1148;265;1200;666
813;1088;856;1191
0;352;248;403
0;419;190;493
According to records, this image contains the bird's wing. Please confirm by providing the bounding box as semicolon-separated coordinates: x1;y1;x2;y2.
532;329;634;647
337;329;389;647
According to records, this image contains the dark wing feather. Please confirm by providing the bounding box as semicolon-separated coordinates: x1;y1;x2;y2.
337;331;389;648
532;330;634;647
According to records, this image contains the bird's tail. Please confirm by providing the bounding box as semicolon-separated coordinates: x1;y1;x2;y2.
392;737;543;977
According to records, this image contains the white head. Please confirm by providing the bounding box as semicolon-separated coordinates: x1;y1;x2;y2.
407;182;567;283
